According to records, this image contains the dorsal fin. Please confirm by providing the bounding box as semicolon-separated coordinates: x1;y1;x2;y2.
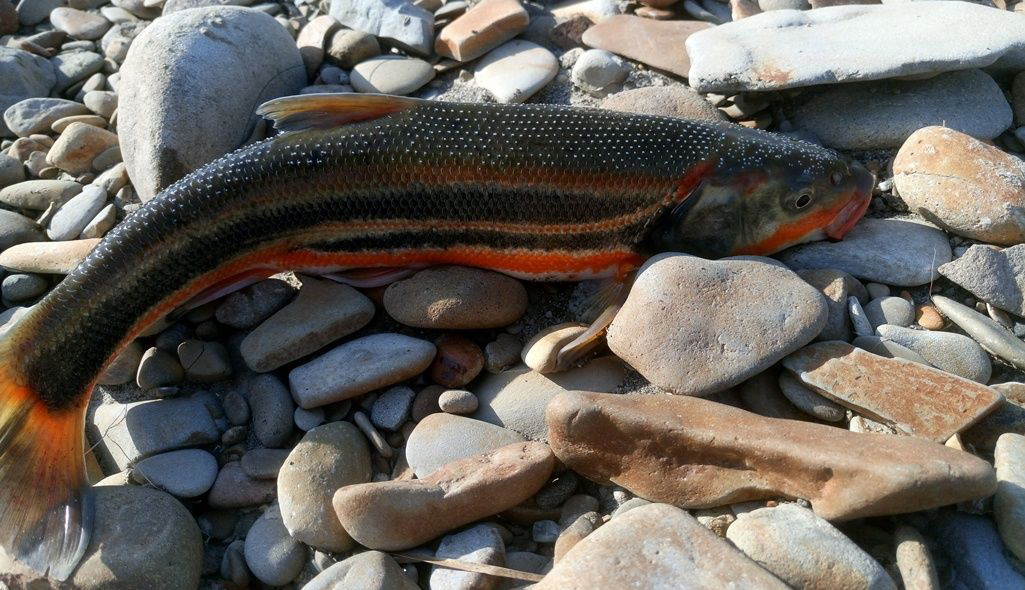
256;93;422;133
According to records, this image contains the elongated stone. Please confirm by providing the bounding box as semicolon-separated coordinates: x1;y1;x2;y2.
782;341;1003;442
995;433;1025;562
545;391;996;521
932;295;1025;371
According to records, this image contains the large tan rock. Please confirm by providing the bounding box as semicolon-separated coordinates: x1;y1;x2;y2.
546;391;996;521
435;0;529;61
534;503;789;589
333;442;555;550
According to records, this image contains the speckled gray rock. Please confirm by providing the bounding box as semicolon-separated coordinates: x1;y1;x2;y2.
864;296;914;330
15;0;62;26
726;504;896;590
246;373;295;448
350;55;435;95
214;277;296;329
852;335;931;366
939;245;1025;317
778;218;952;287
304;551;420;590
607;253;826;396
876;324;991;383
208;461;277;509
0;209;44;251
439;389;478;414
0;179;83;210
430;524;505;590
133;449;218;498
601;85;725;122
4;98;90;137
47;184;106;241
406;413;525;478
52;51;104;94
370;385;415;431
778;371;845;422
294;406;325;431
244;505;306;587
848;296;874;337
0;47;57;136
278;421;371;552
51;7;111;39
789;70;1011;149
241;448;290;480
119;6;305;200
329;0;434;56
288;333;435;408
2;272;47;302
177;339;231;383
571;49;629;97
932;295;1025;371
90;397;220;470
686;2;1025;93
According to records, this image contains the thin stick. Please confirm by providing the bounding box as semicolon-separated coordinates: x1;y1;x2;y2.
393;552;545;583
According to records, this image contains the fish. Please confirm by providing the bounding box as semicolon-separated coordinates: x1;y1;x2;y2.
0;93;873;579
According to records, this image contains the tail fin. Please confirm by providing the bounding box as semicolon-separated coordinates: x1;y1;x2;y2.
0;337;92;581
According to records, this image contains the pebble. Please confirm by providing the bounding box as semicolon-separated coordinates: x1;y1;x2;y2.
796;269;854;341
726;504;896;590
0;153;24;188
475;40;559;103
894;126;1025;245
917;304;945;330
51;7;112;40
304;551;420;590
244;505;306;586
875;324;991;383
532;520;561;543
963;383;1025;453
384;266;527;329
784;341;1001;441
939;245;1025;316
687;2;1025;93
4;97;90;137
894;525;941;590
132;448;218;498
521;323;586;373
429;333;484;387
240;448;290;480
778;218;952;287
581;15;710;78
325;28;380;69
246;373;296;448
0;209;44;252
928;511;1025;589
484;332;521;374
777;371;845;422
0;179;82;210
296;14;340;74
332;442;555;550
546;391;996;521
328;0;434;57
852;335;931;366
214;277;295;329
435;0;529;61
350;55;436;96
177;339;231;383
118;6;305;200
535;503;789;589
430;524;506;590
278;421;371;552
294;406;325;431
353;410;393;458
995;433;1025;562
607;254;826;396
370;385;415;431
289;333;435;408
47;183;106;241
83;89;117;119
0;47;56;136
406;413;526;478
241;276;374;372
1;272;46;303
136;345;185;390
97;340;144;385
601;84;726;122
207;461;277;509
932;295;1025;371
570;48;629;97
848;296;874;337
90;397;219;470
14;0;61;25
864;296;914;329
46;121;118;175
52;51;104;94
101;20;146;63
439;389;478;414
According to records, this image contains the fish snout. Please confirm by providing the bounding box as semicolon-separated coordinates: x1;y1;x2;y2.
824;163;874;240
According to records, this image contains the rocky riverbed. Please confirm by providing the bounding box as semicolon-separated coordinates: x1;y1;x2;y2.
3;0;1025;588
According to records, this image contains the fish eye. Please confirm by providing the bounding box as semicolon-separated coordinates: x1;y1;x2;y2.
830;171;845;186
795;192;813;209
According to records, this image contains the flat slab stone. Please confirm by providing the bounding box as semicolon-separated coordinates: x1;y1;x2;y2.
582;15;710;78
474;40;558;103
782;341;1003;442
90;397;220;470
686;2;1025;93
406;413;525;478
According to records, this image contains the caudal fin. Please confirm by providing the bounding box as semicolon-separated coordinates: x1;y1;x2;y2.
0;336;92;581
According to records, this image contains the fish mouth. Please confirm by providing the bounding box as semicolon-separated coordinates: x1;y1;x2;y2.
824;165;874;240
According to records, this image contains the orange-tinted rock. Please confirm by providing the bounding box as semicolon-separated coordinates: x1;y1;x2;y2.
546;391;996;521
0;238;100;274
783;341;1003;442
429;333;484;387
581;15;710;78
333;442;555;550
435;0;529;61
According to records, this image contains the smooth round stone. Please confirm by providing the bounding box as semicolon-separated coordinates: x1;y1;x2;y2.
0;153;25;188
864;296;914;330
215;278;295;329
279;421;371;552
51;7;112;40
83;89;118;118
428;333;484;388
244;505;307;586
0;208;43;253
136;346;185;390
439;389;478;414
726;504;896;590
384;266;528;329
5;97;91;138
132;449;218;498
406;413;526;478
1;272;47;302
101;20;147;63
52;51;104;94
326;28;380;69
0;239;103;273
894;525;940;590
241;448;290;480
602;85;726;122
304;551;419;590
777;371;845;422
571;48;629;97
866;282;890;299
430;525;506;590
47;122;119;175
47;183;106;241
350;55;435;95
475;39;558;103
995;433;1025;562
796;269;858;342
207;462;277;509
370;385;415;432
51;113;108;133
246;373;295;448
0;179;82;210
876;324;991;383
177;339;231;383
223;390;249;426
294;406;325;431
522;322;587;374
608;254;827;396
851;335;931;366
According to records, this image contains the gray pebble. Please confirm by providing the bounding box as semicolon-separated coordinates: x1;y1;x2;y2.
177;339;231;383
223;390;249;426
438;389;478;414
876;323;992;383
864;296;914;330
866;282;890;300
2;272;47;302
370;385;414;432
136;346;185;390
214;278;296;330
777;371;845;422
132;448;219;498
240;448;290;480
294;406;325;431
571;48;629;97
430;524;506;590
852;335;931;367
536;471;579;510
247;374;295;448
848;297;874;337
532;520;561;543
244;505;307;586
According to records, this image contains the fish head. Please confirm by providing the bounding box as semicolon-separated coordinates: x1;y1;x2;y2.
646;129;874;259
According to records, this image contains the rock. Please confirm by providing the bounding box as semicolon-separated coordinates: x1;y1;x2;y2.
439;389;478;414
288;333;436;408
796;269;856;341
241;448;290;480
932;295;1025;371
778;371;846;422
607;254;826;396
325;28;380;69
406;413;526;478
864;296;914;329
893;126;1025;245
278;421;371;552
472;357;626;441
962;386;1025;453
16;0;62;25
726;504;896;590
0;179;82;210
777;218;951;287
80;203;116;238
475;40;559;104
384;266;527;329
4;98;90;137
0;153;24;188
69;486;202;590
940;245;1025;316
90;397;218;470
995;433;1025;562
304;551;420;590
601;85;725;122
333;442;555;550
294;406;325;431
241;276;374;372
52;51;104;94
0;238;99;274
430;524;505;590
223;391;249;427
686;3;1025;93
546;391;996;521
246;373;295;448
582;15;710;78
2;272;47;303
436;0;529;61
852;335;931;366
215;277;295;329
119;6;305;201
371;385;415;431
894;525;940;590
51;7;111;40
207;461;277;509
297;14;341;74
328;0;434;57
136;346;185;390
133;449;218;498
0;209;43;252
874;324;991;383
484;333;521;374
350;55;436;95
928;511;1025;590
535;503;789;590
521;323;586;373
83;90;117;119
783;341;1002;442
46;121;118;175
244;505;306;586
47;183;106;241
0;48;56;136
101;20;147;63
177;339;231;383
570;48;629;97
789;70;1010;150
97;340;144;385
